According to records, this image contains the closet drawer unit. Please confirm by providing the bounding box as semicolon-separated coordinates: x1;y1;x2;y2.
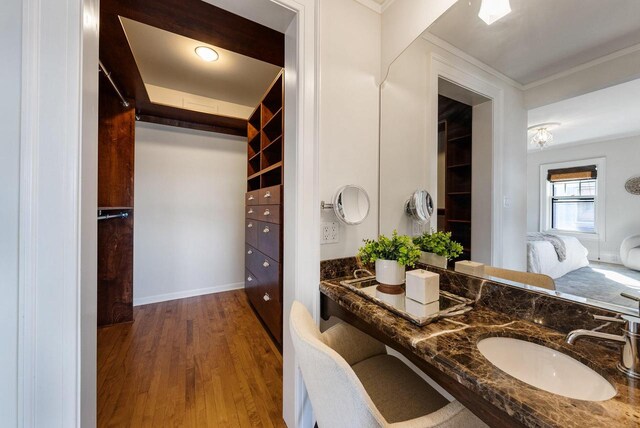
245;244;258;272
257;204;281;224
246;205;260;221
257;221;281;262
252;253;281;302
259;185;282;205
245;269;261;306
246;190;260;206
245;219;258;248
246;245;266;279
260;295;282;344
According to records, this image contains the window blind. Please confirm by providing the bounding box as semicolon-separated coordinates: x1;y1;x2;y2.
547;165;597;182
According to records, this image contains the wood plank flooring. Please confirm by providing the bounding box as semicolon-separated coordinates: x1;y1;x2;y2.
97;290;286;427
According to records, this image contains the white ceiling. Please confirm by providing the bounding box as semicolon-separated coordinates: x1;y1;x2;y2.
120;17;282;109
201;0;295;33
528;78;640;149
427;0;640;85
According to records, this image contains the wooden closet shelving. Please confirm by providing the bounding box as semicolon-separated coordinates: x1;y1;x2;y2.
244;70;285;347
246;71;284;191
439;95;473;262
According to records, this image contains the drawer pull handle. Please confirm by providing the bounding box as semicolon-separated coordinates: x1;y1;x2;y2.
263;226;270;233
263;260;270;268
248;208;254;214
248;223;253;228
247;276;253;282
263;209;270;216
247;249;253;255
264;191;271;199
263;293;271;301
248;195;255;201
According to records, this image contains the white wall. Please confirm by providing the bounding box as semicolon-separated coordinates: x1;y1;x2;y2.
0;1;22;425
381;0;456;76
379;40;430;237
133;122;246;304
319;0;381;260
471;101;493;264
379;37;528;269
527;135;640;263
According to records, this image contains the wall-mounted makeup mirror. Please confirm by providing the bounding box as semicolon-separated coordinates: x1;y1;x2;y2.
405;190;434;224
323;185;370;225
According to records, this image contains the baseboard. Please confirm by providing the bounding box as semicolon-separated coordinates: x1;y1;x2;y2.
590;252;622;265
134;282;245;306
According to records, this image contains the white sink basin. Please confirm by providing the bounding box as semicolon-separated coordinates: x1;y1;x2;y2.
477;337;616;401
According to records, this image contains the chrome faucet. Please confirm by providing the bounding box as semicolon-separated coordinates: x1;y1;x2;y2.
353;268;373;279
566;292;640;380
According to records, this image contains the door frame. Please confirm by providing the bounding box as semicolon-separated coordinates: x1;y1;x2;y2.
18;0;319;427
429;53;505;266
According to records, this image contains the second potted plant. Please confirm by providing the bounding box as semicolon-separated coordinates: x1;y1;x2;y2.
358;231;421;293
413;230;464;268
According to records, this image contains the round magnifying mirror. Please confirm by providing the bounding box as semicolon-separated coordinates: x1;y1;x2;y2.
405;190;434;224
333;185;370;225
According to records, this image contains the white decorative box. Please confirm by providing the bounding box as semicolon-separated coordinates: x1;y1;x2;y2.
455;260;485;277
405;269;439;304
405;298;440;318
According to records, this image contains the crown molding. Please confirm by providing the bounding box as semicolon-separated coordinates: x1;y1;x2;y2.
352;0;395;14
522;42;640;90
422;32;524;89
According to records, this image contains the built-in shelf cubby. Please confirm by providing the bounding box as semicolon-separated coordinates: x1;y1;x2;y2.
439;95;473;262
246;71;283;190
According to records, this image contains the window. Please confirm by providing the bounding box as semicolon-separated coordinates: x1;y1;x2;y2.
551;179;596;233
539;159;605;238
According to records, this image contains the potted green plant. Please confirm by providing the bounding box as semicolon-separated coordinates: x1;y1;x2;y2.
358;231;421;290
413;230;464;268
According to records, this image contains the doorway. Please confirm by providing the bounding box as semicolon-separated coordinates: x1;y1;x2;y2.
96;0;288;425
18;0;319;427
437;77;492;264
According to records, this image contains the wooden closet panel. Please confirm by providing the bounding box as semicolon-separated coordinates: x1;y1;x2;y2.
98;213;134;325
98;85;135;208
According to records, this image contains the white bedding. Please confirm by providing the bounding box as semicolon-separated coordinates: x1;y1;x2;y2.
527;235;589;279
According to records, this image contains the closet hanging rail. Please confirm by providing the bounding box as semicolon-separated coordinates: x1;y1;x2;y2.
99;60;130;108
98;211;129;221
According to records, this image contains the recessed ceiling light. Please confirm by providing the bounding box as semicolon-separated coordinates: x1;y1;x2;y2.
195;46;219;62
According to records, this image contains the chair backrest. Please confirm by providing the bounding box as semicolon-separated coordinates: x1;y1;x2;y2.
289;301;386;428
620;234;640;266
485;266;556;290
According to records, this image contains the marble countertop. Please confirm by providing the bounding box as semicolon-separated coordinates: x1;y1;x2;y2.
320;278;640;428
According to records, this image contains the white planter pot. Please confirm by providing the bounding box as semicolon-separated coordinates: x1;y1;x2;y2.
375;259;406;285
419;252;448;269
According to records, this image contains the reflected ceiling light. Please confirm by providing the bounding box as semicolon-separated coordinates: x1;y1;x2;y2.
528;122;561;150
478;0;511;25
195;46;219;62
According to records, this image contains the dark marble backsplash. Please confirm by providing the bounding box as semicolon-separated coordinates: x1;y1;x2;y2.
320;257;622;335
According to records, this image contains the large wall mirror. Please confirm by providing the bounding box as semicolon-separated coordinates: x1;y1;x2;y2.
379;0;640;314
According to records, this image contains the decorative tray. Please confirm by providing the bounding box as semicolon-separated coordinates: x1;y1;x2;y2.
339;276;474;326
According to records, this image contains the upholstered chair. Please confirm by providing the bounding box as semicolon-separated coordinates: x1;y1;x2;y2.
485;266;556;290
621;234;640;271
289;301;487;428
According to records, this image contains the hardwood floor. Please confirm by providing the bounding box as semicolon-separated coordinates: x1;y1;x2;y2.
98;290;286;427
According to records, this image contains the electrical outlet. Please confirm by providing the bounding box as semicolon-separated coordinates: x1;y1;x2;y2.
321;222;340;244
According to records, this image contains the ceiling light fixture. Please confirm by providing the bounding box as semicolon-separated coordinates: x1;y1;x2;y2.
528;122;561;150
478;0;511;25
195;46;219;62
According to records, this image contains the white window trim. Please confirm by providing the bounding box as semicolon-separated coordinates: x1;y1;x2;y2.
539;157;606;241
